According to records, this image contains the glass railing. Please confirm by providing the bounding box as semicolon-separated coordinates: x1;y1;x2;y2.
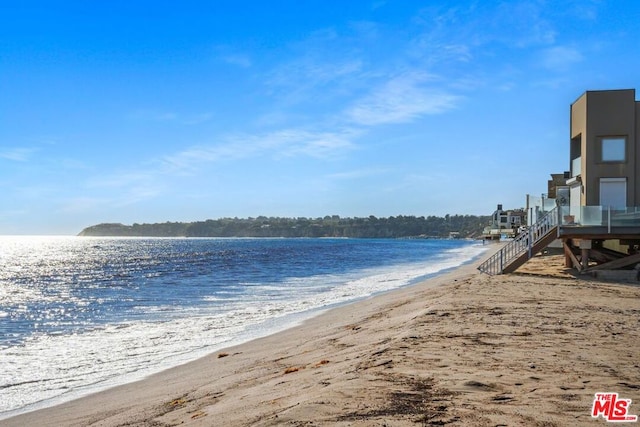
543;198;557;211
611;207;640;226
559;206;640;227
571;156;582;177
527;198;558;226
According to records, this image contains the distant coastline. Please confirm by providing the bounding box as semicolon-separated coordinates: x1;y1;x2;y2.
78;214;489;239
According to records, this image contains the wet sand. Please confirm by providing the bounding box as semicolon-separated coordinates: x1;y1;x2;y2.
3;249;640;426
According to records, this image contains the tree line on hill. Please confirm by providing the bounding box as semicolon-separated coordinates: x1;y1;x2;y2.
78;214;490;239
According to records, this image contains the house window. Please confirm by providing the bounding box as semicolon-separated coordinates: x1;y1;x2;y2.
599;178;626;208
601;137;626;162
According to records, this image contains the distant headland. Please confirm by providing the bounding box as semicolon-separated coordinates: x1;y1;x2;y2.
78;214;489;239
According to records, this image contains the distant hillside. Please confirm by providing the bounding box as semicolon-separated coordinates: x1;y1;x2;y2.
78;215;490;239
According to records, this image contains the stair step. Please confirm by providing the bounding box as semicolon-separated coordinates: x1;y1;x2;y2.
478;207;559;275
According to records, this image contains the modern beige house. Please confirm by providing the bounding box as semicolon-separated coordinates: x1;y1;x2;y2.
480;89;640;276
569;89;639;212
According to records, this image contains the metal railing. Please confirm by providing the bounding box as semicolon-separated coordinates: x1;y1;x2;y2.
478;207;559;275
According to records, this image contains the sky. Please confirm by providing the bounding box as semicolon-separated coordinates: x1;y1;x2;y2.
1;1;640;235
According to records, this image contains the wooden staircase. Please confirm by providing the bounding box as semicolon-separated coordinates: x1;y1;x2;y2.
478;207;559;275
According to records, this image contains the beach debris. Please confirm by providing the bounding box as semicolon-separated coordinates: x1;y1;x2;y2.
492;394;515;402
336;375;455;425
375;359;393;368
191;411;207;419
618;382;640;390
372;348;389;356
284;366;303;374
167;397;188;408
463;380;497;391
217;352;229;358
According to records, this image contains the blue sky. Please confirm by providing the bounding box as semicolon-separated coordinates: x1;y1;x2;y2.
1;1;640;235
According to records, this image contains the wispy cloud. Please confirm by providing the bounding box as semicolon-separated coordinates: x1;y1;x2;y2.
265;57;364;105
492;1;557;47
83;167;166;210
160;127;358;174
271;59;363;86
57;197;110;214
0;147;37;162
214;44;253;68
565;0;600;20
129;110;177;122
113;186;163;208
71;125;361;213
221;53;252;68
410;2;558;59
128;110;214;125
407;26;474;65
86;171;157;189
260;12;480;129
181;112;214;125
531;76;573;90
538;45;583;71
346;72;460;126
371;0;387;11
58;184;163;214
271;128;359;159
401;3;597;98
261;25;370;107
380;171;449;194
326;168;389;180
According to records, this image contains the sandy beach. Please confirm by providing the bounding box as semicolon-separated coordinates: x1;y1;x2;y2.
3;248;640;426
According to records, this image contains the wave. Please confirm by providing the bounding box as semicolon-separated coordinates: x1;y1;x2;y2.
0;239;485;419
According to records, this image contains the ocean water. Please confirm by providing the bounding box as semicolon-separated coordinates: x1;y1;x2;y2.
0;236;486;418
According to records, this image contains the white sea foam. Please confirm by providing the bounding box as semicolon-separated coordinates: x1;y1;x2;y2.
0;241;487;419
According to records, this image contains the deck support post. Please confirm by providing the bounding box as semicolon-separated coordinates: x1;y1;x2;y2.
580;239;592;271
563;239;572;268
581;248;590;270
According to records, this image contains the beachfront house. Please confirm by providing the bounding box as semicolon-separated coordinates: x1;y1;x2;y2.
567;89;639;220
479;89;640;276
482;204;527;239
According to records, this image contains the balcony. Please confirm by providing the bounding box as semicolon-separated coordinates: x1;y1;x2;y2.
558;205;640;237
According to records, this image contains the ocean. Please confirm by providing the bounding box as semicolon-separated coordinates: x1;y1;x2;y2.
0;236;486;419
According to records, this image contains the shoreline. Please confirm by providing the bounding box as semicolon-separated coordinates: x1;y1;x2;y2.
0;242;493;422
4;246;640;426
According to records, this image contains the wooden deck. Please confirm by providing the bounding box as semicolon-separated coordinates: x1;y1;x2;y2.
558;224;640;240
557;222;640;275
478;207;640;276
